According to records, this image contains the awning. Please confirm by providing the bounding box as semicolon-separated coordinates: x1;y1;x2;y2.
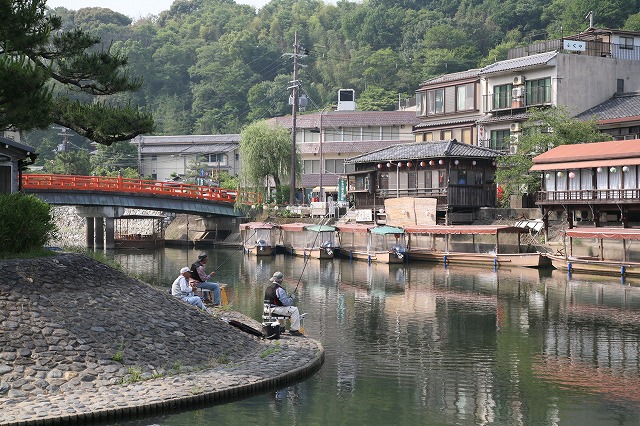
239;222;279;230
403;225;528;235
530;157;640;171
305;224;337;232
337;224;373;233
565;227;640;240
370;226;404;235
312;186;338;192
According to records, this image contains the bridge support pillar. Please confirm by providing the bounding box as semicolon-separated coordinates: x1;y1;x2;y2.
76;207;123;249
105;217;115;249
86;218;95;249
95;217;104;249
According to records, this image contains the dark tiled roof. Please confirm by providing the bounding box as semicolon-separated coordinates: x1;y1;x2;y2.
480;51;558;75
135;134;240;144
0;136;35;154
302;174;340;187
414;114;484;129
345;140;500;164
141;143;237;155
477;112;530;124
298;140;408;155
575;92;640;121
268;110;421;129
419;69;481;86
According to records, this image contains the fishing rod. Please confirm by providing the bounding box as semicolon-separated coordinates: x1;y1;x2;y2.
290;212;333;296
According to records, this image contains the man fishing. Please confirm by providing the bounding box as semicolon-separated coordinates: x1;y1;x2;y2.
263;271;303;336
190;253;222;306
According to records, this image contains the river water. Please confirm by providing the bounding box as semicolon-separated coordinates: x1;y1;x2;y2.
110;246;640;425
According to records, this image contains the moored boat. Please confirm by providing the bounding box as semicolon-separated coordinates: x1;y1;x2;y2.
240;222;280;256
303;224;339;259
337;224;407;264
403;225;545;268
546;227;640;277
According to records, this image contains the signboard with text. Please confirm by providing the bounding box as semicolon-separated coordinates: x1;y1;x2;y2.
338;177;347;202
563;39;586;52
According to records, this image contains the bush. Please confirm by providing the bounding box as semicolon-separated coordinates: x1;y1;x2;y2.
0;193;58;256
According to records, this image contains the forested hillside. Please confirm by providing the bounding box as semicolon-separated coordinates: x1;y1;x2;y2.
26;0;640;165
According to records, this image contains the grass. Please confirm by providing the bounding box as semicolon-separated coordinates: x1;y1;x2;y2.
111;339;125;363
120;367;143;385
260;342;282;359
0;247;58;259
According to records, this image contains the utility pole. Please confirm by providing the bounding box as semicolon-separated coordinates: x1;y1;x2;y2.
289;31;300;206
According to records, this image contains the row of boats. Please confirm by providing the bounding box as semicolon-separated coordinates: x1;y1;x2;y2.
240;221;546;268
240;222;640;278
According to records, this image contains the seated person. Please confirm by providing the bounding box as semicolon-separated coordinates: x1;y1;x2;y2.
171;267;206;311
263;271;303;336
190;253;221;306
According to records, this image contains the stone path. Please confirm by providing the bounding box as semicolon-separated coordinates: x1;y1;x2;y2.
0;254;323;425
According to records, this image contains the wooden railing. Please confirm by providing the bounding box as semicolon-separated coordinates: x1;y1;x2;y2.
22;174;260;205
537;189;640;203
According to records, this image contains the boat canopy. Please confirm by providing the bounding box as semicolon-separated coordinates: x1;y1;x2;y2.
370;226;404;235
403;225;529;235
239;222;279;230
336;224;374;233
279;222;313;232
565;227;640;240
305;224;337;232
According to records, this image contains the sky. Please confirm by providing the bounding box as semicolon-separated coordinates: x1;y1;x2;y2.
47;0;271;20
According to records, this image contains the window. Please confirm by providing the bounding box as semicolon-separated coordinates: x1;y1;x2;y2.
303;160;320;174
206;153;225;163
344;163;355;173
456;83;475;111
381;126;399;140
325;159;344;174
525;77;551;105
343;127;360;141
617;79;625;93
461;128;473;144
325;129;341;141
362;127;377;140
490;129;510;152
416;92;425;116
355;175;369;191
493;84;512;109
378;172;389;189
427;88;444;115
621;36;634;50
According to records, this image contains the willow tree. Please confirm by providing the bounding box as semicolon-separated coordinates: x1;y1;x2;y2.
0;0;153;145
239;120;298;203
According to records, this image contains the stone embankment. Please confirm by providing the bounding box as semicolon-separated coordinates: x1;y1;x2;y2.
0;254;323;425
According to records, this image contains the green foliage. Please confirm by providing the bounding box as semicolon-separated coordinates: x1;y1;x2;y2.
0;193;58;256
91;141;139;176
0;0;153;145
47;149;92;175
496;108;612;206
239;121;296;202
358;86;400;111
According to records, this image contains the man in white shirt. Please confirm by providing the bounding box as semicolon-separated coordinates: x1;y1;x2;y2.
171;267;206;311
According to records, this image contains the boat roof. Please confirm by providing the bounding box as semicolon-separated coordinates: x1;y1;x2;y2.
370;226;405;235
565;227;640;240
304;224;337;232
239;222;279;230
403;225;529;235
279;222;316;232
336;223;374;233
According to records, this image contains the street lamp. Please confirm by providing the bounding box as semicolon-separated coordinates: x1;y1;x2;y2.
311;106;336;202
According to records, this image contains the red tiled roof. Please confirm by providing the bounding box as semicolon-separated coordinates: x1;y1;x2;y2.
532;139;640;164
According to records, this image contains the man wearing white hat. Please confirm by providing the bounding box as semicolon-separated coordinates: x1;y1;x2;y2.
171;267;206;311
263;271;303;336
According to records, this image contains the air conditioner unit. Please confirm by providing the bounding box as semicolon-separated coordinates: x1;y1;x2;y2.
512;87;523;98
513;75;525;85
510;122;521;132
509;144;518;155
510;134;520;143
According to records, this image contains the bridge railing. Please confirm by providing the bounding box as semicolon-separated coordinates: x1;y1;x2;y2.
22;174;260;205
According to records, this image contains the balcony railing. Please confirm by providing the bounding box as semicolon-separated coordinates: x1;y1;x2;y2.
537;189;640;203
508;39;640;61
483;86;555;114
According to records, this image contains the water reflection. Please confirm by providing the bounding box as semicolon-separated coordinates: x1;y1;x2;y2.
110;248;640;425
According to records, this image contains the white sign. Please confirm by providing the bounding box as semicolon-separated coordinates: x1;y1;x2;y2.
563;40;586;52
355;209;373;222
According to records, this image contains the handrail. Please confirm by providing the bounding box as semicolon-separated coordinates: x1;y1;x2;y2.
21;174;260;205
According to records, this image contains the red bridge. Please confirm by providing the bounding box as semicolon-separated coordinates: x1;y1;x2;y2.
22;174;260;205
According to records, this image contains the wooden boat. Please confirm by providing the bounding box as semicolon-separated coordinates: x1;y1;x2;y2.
114;214;166;249
546;227;640;277
239;222;280;256
279;222;338;259
403;225;545;268
337;224;407;264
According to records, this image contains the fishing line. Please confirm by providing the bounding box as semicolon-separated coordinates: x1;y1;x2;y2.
290;213;333;295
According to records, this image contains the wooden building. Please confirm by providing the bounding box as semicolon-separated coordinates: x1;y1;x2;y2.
0;137;37;194
531;139;640;232
344;139;500;224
